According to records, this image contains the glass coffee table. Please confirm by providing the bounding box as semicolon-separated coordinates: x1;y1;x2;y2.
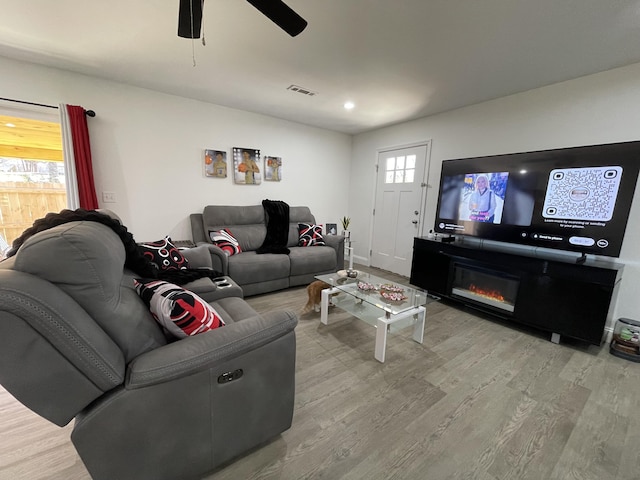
315;271;427;363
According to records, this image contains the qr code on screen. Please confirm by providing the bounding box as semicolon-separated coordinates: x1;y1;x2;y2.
542;166;622;221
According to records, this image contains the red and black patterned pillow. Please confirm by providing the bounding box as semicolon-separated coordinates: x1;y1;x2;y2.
298;223;326;247
138;236;189;271
209;229;242;256
134;279;225;338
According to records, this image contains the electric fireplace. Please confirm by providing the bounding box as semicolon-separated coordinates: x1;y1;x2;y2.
411;237;622;345
451;263;519;314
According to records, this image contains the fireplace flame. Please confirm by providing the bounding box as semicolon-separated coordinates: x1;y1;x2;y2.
468;284;506;303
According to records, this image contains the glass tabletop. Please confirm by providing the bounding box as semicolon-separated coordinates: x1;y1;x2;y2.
315;271;427;316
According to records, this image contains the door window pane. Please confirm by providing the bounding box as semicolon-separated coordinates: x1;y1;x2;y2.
384;152;419;184
405;169;415;183
385;171;394;183
386;157;395;170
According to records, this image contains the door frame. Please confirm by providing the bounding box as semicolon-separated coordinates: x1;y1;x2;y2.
366;140;433;271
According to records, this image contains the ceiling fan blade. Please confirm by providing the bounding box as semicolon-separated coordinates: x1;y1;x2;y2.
245;0;308;37
178;0;203;38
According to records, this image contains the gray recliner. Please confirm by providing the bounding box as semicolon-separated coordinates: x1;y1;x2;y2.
0;220;298;480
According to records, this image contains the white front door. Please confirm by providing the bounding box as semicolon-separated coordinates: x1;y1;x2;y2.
370;143;430;277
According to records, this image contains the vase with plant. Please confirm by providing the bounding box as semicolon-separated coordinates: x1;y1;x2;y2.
341;216;351;238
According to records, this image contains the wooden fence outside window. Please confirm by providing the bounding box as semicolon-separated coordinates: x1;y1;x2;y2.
0;181;67;248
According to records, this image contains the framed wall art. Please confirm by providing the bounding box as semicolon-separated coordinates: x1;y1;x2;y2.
204;149;227;178
264;156;282;181
232;147;261;185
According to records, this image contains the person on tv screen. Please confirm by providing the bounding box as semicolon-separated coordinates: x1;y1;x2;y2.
469;174;497;222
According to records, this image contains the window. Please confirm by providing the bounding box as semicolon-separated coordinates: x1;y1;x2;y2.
0;114;65;250
384;154;416;184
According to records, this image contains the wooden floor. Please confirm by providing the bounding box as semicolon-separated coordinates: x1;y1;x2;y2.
2;265;640;480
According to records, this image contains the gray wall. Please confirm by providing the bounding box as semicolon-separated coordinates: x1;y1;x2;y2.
2;52;639;326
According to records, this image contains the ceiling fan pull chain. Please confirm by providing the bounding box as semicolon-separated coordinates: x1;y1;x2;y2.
201;0;206;46
190;0;196;66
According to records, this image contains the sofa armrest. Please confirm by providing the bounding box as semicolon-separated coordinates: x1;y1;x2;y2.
194;242;228;274
323;234;345;267
125;310;297;388
180;244;215;269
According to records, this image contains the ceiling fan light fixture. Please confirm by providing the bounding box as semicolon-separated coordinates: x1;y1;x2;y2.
178;0;204;39
177;0;306;39
245;0;308;37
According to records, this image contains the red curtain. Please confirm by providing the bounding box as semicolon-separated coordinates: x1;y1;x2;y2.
67;105;99;209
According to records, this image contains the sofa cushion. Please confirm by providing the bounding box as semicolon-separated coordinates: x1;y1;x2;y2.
138;236;189;271
209;229;242;256
298;223;326;247
287;206;316;247
134;279;225;338
288;245;337;276
211;296;262;325
227;251;290;285
202;205;266;252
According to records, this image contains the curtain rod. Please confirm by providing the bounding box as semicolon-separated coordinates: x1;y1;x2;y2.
0;97;96;117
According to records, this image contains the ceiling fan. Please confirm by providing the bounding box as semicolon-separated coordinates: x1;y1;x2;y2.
178;0;308;39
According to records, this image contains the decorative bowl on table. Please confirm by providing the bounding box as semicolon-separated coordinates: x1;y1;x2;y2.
357;281;376;292
337;269;360;279
379;283;405;294
380;291;408;302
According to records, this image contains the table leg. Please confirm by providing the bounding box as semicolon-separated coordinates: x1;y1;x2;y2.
374;306;425;363
375;318;389;363
320;287;330;325
413;306;426;344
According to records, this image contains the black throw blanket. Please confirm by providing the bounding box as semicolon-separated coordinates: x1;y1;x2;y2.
257;199;291;254
6;208;223;285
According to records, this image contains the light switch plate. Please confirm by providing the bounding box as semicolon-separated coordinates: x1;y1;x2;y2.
102;191;116;203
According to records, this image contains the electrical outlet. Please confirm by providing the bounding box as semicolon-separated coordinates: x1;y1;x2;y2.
102;191;117;203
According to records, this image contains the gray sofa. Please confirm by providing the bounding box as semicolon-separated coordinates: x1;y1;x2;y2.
0;220;298;480
166;242;244;301
190;205;345;296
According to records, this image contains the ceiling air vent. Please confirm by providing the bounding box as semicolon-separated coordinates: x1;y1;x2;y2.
287;85;317;96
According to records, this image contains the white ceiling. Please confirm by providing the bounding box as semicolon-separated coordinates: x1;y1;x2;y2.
1;0;640;134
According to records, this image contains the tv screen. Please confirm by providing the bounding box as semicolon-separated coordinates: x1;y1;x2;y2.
434;140;640;257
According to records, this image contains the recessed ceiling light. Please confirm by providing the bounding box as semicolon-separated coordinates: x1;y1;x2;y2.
5;123;16;128
344;101;355;110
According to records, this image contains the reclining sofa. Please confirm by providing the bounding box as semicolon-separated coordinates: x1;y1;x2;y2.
190;204;345;296
0;220;298;480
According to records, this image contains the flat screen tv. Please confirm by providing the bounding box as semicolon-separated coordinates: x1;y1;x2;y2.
434;140;640;257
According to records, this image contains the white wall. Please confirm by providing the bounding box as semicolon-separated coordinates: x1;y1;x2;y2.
352;61;640;324
3;53;640;324
0;56;352;241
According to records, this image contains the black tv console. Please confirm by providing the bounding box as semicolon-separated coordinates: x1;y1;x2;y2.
410;237;623;345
